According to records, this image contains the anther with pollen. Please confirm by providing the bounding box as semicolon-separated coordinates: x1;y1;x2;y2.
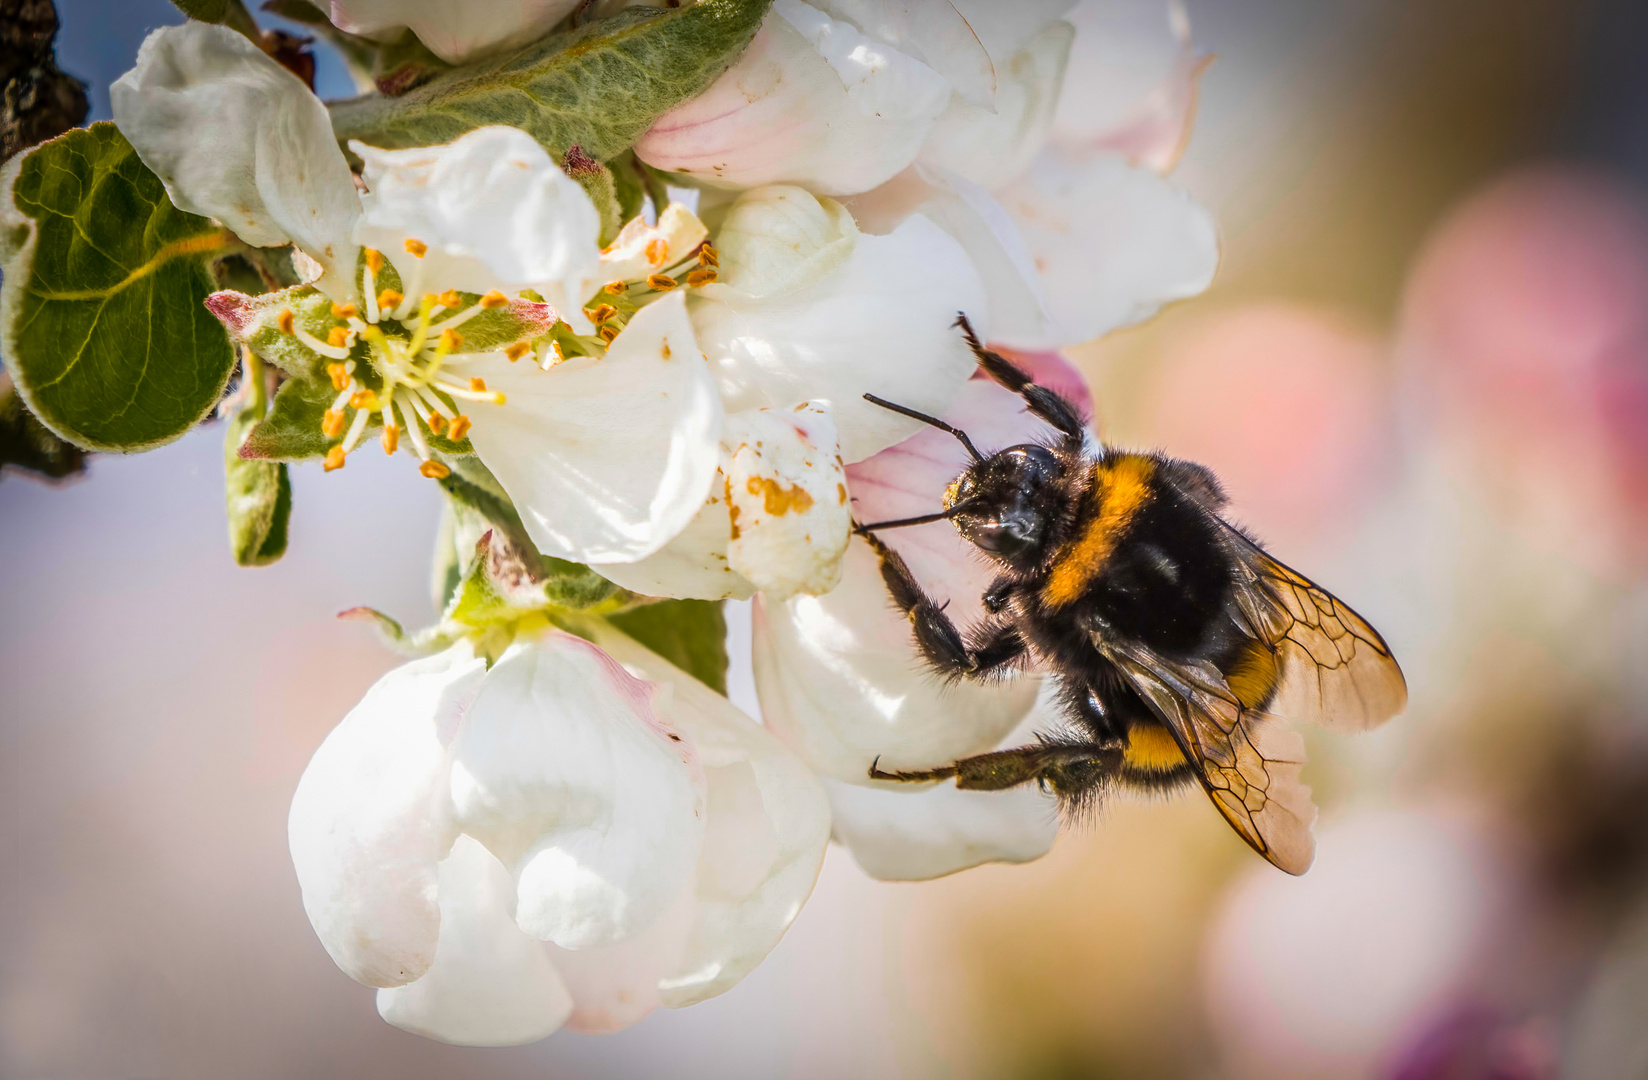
404;238;428;257
324;445;347;471
646;238;670;266
586;303;617;324
481;290;509;309
439;289;462;309
505;341;532;362
378;288;403;310
322;409;346;438
331;302;356;319
277;309;295;334
419;460;451;479
597;325;619;344
381;424;399;454
447;415;473;441
327;326;351;348
603;281;629;295
697;244;719;268
326;362;350;390
647;273;677;291
469;377;488;393
686;267;717;287
349;388;379;410
365;248;385;273
438;328;463;352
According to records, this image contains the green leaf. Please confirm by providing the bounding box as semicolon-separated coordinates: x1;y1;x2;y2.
0;124;235;451
224;358;291;566
607;600;728;695
0;372;87;482
329;0;771;164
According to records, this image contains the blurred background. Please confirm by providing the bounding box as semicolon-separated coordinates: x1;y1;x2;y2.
5;0;1648;1077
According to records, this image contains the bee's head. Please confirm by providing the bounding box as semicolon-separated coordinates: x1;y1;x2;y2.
945;444;1062;568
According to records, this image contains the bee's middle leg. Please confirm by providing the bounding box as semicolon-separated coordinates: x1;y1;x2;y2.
857;527;1025;679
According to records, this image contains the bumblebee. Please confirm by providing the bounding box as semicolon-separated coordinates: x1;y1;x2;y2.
858;317;1407;874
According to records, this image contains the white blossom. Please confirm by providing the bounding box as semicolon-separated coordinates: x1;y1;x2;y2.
290;628;830;1045
327;0;583;64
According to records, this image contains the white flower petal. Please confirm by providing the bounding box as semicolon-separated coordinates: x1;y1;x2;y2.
593;483;756;601
810;0;998;106
774;0;952;122
600;203;709;284
843;166;1056;346
457;292;723;564
825;777;1058;881
448;632;706;950
545;878;697;1034
753;540;1039;782
635;16;945;197
691;209;987;462
287;641;487;988
353;127;603;323
704;185;861;302
376;836;574;1046
329;0;582;63
111;23;361;298
724;403;852;599
918;20;1073;191
589;628;831;1009
996;147;1218;347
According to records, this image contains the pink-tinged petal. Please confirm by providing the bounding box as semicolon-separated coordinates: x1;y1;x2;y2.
547;880;697;1034
1075;1;1209;172
636;17;946;198
754;379;1056;782
288;641;487;989
1053;0;1207;173
949;0;1079;68
375;836;574;1046
447;632;706;950
813;0;1000;106
329;0;582;63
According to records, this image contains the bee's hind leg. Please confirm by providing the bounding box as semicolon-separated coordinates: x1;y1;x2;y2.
870;743;1122;795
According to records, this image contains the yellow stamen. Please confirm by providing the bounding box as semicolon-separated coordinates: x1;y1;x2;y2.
468;377;487;393
505;341;532;362
698;245;719;268
646;274;677;291
427;411;448;436
447;415;473;441
404;238;428;257
585;303;617;324
364;248;384;273
686;267;718;287
349;388;380;410
327;326;351;348
324;445;347;471
321;409;346;439
276;309;295;334
439;290;463;309
646;238;669;266
326;362;350;391
597;324;619;344
381;424;399;455
439;328;463;352
331;302;357;318
480;290;509;309
378;288;403;310
661;342;671;360
420;460;451;479
603;281;628;295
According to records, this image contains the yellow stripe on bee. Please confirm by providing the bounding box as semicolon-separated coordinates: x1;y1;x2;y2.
1225;639;1281;712
1041;455;1155;607
1123;724;1186;772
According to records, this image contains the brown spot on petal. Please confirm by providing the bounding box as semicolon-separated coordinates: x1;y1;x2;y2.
746;477;815;516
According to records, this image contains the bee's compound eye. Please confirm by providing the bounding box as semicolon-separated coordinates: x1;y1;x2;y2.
1003;445;1059;484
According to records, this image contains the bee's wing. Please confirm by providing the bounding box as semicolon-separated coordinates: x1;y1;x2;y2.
1225;530;1408;733
1104;643;1319;874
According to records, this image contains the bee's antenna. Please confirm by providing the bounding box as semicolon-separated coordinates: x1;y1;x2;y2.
856;510;954;532
863;393;981;461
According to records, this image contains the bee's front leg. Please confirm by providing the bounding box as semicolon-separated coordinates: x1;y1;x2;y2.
856;527;1026;680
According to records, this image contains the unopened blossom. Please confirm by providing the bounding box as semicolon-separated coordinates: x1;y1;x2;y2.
290;627;830;1045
